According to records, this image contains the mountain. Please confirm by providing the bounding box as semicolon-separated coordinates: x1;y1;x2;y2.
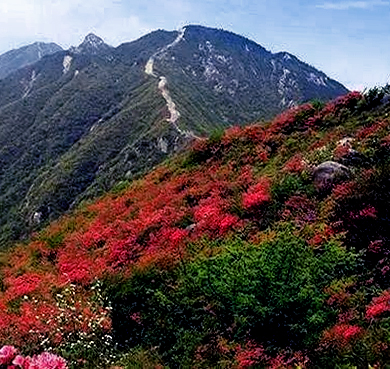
151;25;348;127
69;33;113;55
0;87;389;368
0;41;62;79
0;25;348;246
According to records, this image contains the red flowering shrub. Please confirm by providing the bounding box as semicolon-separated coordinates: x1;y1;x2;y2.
381;134;390;147
235;342;266;369
321;91;363;118
349;205;377;220
331;181;356;200
223;126;242;143
237;166;254;187
57;248;95;285
235;343;310;369
333;143;351;160
366;291;390;319
368;239;384;254
4;273;42;300
321;324;364;350
283;154;307;173
307;225;334;248
281;195;317;226
194;196;239;237
324;280;355;307
242;178;271;210
268;103;315;135
308;233;324;248
356;120;387;140
305;114;322;128
223;125;265;146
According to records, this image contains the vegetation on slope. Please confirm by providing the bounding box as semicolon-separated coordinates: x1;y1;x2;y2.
1;88;390;368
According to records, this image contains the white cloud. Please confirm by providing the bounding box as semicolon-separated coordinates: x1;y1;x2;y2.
0;0;153;52
316;0;389;9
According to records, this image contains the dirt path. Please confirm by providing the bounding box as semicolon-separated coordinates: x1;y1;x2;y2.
144;28;198;139
144;27;186;77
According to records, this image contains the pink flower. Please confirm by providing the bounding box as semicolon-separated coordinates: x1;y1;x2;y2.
29;352;68;369
130;312;142;324
12;355;26;367
0;346;17;365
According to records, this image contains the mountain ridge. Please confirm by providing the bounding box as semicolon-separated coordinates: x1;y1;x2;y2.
0;41;63;79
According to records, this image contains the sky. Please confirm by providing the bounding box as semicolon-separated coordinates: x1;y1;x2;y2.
0;0;390;90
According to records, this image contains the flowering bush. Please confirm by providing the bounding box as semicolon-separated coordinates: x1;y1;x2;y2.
366;291;390;319
321;324;364;351
283;154;307;173
242;178;271;210
0;346;67;369
194;195;239;236
235;342;266;368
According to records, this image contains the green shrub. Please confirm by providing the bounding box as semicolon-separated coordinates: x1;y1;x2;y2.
182;229;358;348
271;174;315;205
109;228;360;366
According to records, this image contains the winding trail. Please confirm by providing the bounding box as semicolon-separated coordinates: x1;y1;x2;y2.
145;28;198;139
145;27;186;77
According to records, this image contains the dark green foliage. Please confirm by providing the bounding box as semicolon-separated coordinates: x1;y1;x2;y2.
271;174;315;205
310;98;326;111
359;85;390;111
181;232;358;347
109;231;359;366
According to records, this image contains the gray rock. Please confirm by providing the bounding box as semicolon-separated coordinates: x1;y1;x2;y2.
313;161;351;191
339;149;368;167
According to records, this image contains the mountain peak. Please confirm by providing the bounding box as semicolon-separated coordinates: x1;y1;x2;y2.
83;33;105;46
71;33;112;54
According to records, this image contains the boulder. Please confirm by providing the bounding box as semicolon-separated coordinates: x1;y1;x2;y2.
313;161;351;191
334;138;369;166
338;149;368;167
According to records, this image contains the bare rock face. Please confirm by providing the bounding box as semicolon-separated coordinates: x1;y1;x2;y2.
313;161;351;191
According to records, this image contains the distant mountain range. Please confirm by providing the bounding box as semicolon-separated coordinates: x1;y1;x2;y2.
0;41;62;79
0;25;349;246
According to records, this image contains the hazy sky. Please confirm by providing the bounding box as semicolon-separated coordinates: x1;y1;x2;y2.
1;0;389;90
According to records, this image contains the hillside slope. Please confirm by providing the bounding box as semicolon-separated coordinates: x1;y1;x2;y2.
0;87;390;368
0;25;348;247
